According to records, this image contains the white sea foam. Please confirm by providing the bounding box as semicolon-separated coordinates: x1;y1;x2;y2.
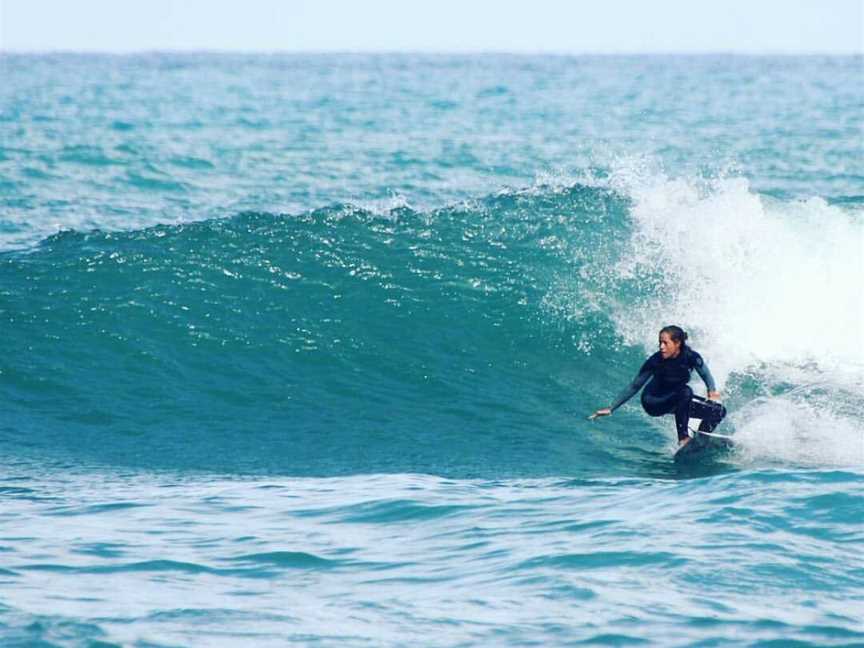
602;162;864;467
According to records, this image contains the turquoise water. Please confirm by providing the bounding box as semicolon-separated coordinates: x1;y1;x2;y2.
1;53;862;646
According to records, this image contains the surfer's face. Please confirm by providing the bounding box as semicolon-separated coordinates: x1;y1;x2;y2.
659;332;681;359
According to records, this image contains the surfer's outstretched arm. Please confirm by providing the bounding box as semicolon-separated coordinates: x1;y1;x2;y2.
609;368;652;412
589;366;652;420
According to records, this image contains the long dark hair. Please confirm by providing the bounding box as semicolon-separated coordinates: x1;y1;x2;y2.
659;325;688;349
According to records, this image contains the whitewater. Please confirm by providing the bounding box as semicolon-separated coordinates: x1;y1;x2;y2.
0;53;862;646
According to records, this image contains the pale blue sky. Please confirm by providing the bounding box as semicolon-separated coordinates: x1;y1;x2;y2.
1;0;862;54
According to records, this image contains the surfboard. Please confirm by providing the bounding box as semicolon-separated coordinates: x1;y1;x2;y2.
673;421;735;463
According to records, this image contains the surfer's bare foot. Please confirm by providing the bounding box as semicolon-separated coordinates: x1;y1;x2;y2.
678;437;691;448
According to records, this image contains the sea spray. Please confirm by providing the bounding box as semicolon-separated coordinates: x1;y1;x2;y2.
575;162;864;466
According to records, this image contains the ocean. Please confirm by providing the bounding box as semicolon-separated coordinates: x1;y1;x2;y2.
0;53;862;646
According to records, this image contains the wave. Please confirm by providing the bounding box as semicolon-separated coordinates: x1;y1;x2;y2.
1;172;861;476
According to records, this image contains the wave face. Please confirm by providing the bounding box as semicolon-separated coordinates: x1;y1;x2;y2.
2;185;632;476
2;176;861;477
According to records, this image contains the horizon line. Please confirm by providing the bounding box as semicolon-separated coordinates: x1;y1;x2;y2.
2;48;862;57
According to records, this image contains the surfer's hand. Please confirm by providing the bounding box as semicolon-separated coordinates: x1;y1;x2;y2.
708;391;721;401
589;408;612;420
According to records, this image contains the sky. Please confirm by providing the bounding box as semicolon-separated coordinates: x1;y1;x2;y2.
1;0;862;54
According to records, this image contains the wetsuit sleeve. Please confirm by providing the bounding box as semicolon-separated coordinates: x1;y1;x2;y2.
609;359;653;412
692;353;717;393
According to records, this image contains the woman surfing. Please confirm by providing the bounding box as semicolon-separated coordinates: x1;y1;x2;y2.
590;325;726;448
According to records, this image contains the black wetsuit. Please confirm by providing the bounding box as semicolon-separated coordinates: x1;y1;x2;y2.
610;347;726;441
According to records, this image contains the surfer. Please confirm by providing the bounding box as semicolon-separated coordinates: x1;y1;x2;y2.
589;325;725;448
